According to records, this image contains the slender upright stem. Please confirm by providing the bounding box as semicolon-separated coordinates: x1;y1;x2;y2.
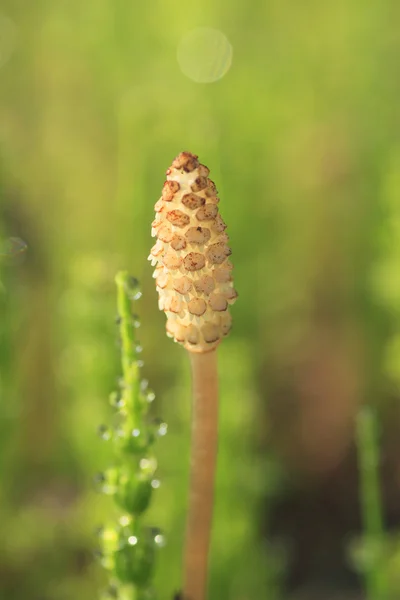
183;349;219;600
356;406;387;600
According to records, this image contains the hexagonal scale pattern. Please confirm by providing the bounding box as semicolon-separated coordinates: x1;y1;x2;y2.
149;151;237;352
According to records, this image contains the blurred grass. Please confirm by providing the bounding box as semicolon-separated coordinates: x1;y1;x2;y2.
1;0;400;599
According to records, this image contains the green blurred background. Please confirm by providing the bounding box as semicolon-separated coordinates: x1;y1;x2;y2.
1;1;400;599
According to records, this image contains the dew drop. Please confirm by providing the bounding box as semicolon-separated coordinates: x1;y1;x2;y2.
94;472;106;491
128;535;138;546
125;276;142;301
95;468;119;495
140;379;149;392
154;533;166;548
147;527;166;548
119;515;131;527
131;314;141;328
135;344;143;354
158;422;167;436
151;479;160;489
97;424;111;441
115;425;151;453
152;417;168;437
109;391;125;409
145;390;155;403
140;457;157;475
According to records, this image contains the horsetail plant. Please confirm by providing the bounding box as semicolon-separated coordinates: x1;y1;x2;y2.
149;152;238;600
355;406;388;600
96;271;166;600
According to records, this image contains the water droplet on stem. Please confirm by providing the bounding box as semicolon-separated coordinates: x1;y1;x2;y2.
125;276;142;301
97;424;111;441
131;314;141;328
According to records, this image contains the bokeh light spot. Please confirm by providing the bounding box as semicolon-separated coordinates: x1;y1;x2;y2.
177;27;233;83
0;14;16;69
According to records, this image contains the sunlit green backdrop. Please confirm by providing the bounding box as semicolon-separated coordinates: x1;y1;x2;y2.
1;1;400;599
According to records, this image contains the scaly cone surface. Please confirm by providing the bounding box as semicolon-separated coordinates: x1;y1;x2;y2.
149;152;237;353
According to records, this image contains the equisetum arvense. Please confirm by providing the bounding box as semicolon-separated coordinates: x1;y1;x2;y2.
149;151;237;600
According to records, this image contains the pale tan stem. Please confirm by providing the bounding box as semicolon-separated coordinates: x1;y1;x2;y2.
183;349;219;600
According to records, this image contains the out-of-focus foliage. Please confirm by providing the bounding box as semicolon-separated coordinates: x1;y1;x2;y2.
1;1;400;599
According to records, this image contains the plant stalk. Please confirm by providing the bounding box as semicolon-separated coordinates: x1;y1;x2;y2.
356;405;387;600
183;349;219;600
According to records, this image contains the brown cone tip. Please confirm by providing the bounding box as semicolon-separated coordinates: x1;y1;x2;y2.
149;151;237;352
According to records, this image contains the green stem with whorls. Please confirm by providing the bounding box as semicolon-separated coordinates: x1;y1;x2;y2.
116;272;142;428
356;405;387;600
97;271;165;600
